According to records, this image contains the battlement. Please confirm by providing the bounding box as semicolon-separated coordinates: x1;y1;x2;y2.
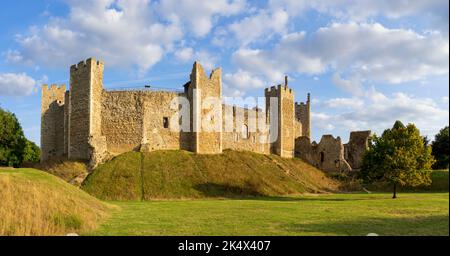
42;84;67;92
264;77;293;95
70;57;104;73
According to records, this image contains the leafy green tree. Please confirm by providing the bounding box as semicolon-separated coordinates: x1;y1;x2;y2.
0;107;40;167
23;140;41;163
431;126;449;170
361;121;435;198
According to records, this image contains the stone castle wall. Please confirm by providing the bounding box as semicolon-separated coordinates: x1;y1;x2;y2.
101;90;186;155
41;84;67;161
41;57;370;173
222;105;269;154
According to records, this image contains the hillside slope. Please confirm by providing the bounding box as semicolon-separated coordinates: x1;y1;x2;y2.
82;150;340;200
0;168;114;236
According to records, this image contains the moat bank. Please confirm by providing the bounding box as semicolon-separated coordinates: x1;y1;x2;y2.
81;150;340;200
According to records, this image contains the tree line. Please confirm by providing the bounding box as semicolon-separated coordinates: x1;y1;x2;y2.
0;107;40;167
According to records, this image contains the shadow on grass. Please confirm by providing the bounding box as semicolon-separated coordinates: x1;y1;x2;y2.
194;182;264;197
193;182;390;202
282;215;449;236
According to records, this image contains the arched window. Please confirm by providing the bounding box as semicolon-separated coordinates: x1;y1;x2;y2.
242;124;249;139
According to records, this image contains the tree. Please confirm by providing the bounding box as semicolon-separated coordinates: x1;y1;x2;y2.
361;121;435;198
431;126;449;170
23;140;41;163
0;107;40;167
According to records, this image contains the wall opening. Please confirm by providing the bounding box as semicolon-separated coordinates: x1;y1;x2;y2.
320;152;325;163
163;117;169;128
242;124;249;139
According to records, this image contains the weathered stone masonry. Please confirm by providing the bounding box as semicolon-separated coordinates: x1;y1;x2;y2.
41;57;370;172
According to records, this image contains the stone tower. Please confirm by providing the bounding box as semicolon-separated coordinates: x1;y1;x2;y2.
68;58;104;160
40;84;67;162
188;62;223;154
295;93;311;139
264;77;295;158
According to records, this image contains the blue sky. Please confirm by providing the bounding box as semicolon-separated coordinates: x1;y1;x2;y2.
0;0;448;145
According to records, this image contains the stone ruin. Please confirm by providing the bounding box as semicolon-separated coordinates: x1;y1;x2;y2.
295;131;372;172
41;57;371;172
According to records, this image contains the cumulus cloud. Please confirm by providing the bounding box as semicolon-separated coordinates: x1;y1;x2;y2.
227;9;289;46
223;70;266;96
158;0;246;37
11;0;183;73
268;0;449;33
0;73;37;96
231;22;448;94
8;0;244;74
312;90;449;141
174;47;194;62
174;47;218;71
323;97;364;109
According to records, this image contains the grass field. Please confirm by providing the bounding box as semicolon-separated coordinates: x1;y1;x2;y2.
88;193;449;236
0;168;113;236
1;159;448;236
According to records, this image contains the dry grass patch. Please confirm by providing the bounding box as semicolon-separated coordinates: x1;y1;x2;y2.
0;168;115;236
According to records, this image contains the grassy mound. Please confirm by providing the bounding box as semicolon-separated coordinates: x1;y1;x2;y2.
0;168;115;236
82;150;340;200
32;159;89;186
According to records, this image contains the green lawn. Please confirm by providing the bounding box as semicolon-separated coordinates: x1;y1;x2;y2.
87;193;449;236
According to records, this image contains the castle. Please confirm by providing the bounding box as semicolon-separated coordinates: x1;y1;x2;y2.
41;58;370;172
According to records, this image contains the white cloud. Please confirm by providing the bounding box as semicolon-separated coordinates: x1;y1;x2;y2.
3;49;24;63
232;48;286;83
268;0;449;33
174;47;194;62
223;70;265;96
11;0;183;73
174;48;218;71
0;73;37;96
312;90;449;142
231;22;448;94
158;0;246;37
331;73;364;96
442;96;449;105
228;9;289;46
323;97;364;109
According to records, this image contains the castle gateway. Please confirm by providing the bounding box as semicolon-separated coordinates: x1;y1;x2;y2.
41;58;370;172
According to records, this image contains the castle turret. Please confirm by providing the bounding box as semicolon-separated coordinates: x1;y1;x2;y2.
295;93;311;140
187;62;223;154
264;77;295;158
68;58;104;160
41;84;67;162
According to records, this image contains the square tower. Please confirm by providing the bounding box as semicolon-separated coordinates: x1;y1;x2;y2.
264;77;295;158
68;58;104;160
187;62;223;154
40;84;67;162
295;93;311;139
